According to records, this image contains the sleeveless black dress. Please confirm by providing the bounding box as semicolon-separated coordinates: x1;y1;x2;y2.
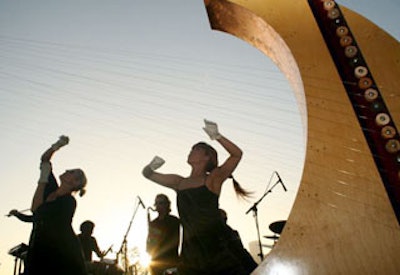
177;185;248;275
26;195;87;275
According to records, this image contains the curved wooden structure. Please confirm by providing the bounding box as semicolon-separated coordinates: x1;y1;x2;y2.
204;0;400;274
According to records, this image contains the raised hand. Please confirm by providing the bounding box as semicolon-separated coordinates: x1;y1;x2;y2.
51;135;69;151
148;156;165;171
203;119;222;140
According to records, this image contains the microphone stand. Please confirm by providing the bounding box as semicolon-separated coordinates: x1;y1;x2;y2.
246;173;282;262
117;199;141;274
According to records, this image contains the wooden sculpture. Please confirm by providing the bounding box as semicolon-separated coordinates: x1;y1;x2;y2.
204;0;400;274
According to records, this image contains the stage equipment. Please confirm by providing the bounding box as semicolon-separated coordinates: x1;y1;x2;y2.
268;220;286;235
116;196;145;273
245;171;287;261
8;243;28;275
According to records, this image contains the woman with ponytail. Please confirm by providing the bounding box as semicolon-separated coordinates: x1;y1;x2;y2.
27;136;88;275
142;119;252;274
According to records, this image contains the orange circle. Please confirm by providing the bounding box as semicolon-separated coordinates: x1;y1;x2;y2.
358;77;373;89
336;26;349;37
340;36;353;47
381;126;397;139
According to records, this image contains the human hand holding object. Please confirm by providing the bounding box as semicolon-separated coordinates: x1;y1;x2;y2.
148;156;165;170
143;156;165;178
203;119;222;140
51;135;69;151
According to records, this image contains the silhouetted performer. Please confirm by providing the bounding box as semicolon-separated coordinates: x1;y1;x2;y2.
78;220;104;261
7;171;59;275
7;210;33;275
26;136;88;275
143;119;252;275
147;194;180;275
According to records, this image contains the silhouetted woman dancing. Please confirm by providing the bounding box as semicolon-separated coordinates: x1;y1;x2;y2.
142;119;252;275
26;136;88;275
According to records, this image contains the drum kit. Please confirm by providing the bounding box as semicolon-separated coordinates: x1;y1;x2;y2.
263;220;286;248
8;242;124;275
90;258;124;275
8;243;28;275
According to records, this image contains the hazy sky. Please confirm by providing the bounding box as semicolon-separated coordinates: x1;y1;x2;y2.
0;0;398;273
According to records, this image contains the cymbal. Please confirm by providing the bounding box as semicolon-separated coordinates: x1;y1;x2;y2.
263;235;279;240
262;244;274;248
269;220;286;234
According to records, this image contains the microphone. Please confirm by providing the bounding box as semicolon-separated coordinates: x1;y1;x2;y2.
275;171;287;192
137;196;146;209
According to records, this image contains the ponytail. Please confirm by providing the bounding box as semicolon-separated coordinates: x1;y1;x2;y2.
229;175;252;199
76;169;87;197
79;188;86;197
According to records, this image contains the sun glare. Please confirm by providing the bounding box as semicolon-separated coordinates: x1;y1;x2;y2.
138;252;152;268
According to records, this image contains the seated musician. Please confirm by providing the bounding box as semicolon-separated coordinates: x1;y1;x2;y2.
77;220;105;272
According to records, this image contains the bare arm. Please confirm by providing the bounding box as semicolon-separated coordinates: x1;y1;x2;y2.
203;120;242;182
8;210;34;223
93;238;104;259
31;182;48;212
41;135;69;162
31;136;69;212
40;147;57;163
207;135;242;193
215;134;243;179
142;166;183;190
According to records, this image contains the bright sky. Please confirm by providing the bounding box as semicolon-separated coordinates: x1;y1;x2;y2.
0;0;398;274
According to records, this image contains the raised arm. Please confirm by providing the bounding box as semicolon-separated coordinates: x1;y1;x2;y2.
31;136;69;212
215;135;243;178
203;119;242;180
40;135;69;162
142;156;183;190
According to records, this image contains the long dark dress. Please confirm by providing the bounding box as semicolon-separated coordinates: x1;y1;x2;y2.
177;185;248;275
26;194;87;275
